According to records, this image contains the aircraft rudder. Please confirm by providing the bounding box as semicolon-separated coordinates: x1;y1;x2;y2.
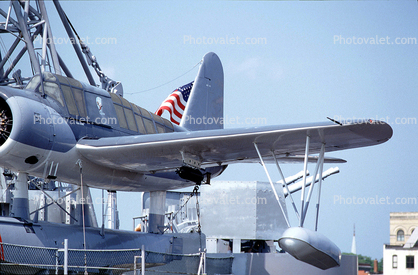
180;52;224;131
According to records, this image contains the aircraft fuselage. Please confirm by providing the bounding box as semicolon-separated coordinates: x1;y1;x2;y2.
0;73;224;191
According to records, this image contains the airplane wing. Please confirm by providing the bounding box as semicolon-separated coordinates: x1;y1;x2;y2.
76;119;392;173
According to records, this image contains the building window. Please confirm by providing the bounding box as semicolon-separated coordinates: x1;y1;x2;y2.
392;255;398;268
406;255;414;269
397;230;405;241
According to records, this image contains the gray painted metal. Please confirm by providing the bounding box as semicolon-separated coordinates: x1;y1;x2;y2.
142;190;200;234
0;216;203;254
106;190;119;229
77;119;392;176
181;52;224;131
28;186;97;227
11;172;29;220
149;191;166;234
229;253;357;275
283;167;339;196
11;1;41;76
0;3;393;192
52;0;96;86
38;0;61;75
278;227;341;270
0;2;368;273
200;181;288;240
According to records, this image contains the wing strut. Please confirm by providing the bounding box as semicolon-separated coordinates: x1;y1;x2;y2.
300;135;310;227
253;136;328;229
253;143;290;228
301;143;325;227
315;146;325;231
272;151;300;221
254;136;342;270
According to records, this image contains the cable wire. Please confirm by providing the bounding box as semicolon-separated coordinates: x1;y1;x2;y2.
125;61;201;95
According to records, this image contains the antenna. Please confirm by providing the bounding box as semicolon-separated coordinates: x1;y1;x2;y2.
351;224;356;254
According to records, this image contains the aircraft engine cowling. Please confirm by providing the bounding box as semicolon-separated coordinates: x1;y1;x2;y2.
0;95;76;173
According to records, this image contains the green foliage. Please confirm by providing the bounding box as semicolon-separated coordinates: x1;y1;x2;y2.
358;254;373;264
342;253;383;273
378;258;383;273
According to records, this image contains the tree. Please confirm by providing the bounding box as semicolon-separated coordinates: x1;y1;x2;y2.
342;253;383;273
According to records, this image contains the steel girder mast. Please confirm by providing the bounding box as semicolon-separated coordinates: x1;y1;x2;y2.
0;0;122;95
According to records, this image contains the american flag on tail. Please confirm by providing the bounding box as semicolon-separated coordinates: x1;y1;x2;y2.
155;81;193;125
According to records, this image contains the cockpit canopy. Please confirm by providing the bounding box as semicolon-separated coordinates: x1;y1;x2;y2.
25;73;174;134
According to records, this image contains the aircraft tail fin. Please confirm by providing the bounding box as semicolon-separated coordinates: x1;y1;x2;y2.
180;52;224;131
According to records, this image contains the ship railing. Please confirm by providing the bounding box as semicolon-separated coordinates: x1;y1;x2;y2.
0;241;233;275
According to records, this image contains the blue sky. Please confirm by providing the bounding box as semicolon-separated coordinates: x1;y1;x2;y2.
8;0;418;260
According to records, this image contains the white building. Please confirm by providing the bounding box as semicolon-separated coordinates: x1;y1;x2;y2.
383;212;418;274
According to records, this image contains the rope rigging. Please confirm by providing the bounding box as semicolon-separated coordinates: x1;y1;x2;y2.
125;61;202;95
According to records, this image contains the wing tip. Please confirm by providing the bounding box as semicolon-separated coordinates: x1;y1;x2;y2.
342;119;393;145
